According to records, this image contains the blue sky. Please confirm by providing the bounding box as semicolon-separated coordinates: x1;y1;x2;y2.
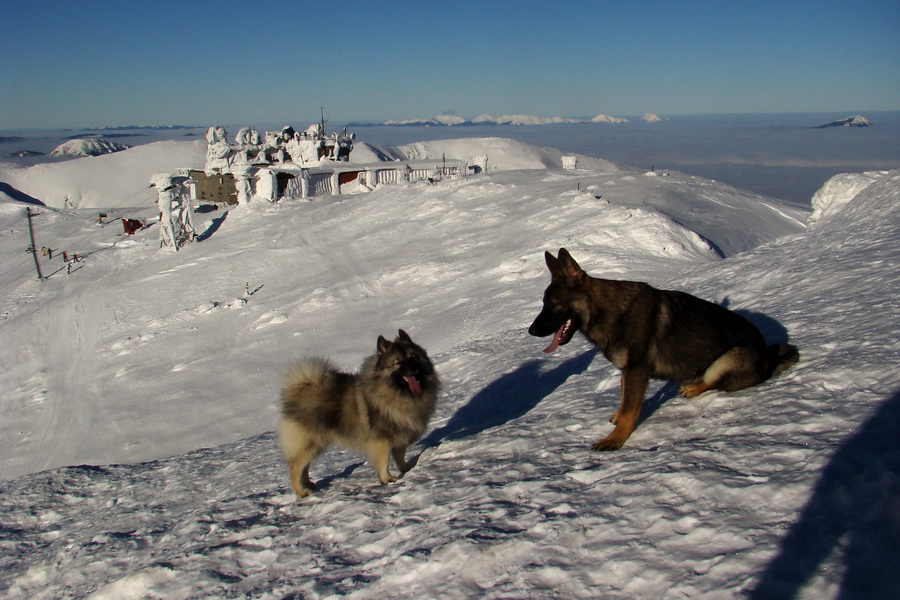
2;0;898;129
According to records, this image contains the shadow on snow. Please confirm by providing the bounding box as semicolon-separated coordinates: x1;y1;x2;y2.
749;389;900;598
419;350;596;449
197;210;229;242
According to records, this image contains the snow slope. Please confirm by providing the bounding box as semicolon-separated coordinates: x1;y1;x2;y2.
0;139;805;478
386;137;625;172
1;138;897;599
0;140;206;209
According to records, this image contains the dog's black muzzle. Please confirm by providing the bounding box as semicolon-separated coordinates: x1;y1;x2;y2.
528;309;558;337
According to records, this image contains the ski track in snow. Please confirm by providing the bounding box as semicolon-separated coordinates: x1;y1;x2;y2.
1;140;898;599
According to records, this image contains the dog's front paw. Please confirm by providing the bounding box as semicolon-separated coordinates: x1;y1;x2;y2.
592;435;625;451
379;475;397;486
296;487;316;500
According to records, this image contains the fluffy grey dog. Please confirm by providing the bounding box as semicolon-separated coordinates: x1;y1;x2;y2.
278;330;439;498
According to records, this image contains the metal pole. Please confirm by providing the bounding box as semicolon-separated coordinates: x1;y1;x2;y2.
25;207;44;280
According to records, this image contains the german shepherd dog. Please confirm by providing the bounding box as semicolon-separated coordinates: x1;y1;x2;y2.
279;330;440;498
529;248;799;451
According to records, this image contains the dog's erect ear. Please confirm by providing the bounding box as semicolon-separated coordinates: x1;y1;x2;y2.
558;248;584;284
397;329;412;343
545;250;562;278
377;335;392;354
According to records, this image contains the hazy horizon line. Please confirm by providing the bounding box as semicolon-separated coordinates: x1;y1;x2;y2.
3;109;900;133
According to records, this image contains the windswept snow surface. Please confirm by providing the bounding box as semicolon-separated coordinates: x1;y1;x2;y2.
1;137;897;599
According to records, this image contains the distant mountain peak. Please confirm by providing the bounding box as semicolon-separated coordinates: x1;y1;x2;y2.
379;113;635;127
589;114;630;123
817;115;873;128
50;138;130;157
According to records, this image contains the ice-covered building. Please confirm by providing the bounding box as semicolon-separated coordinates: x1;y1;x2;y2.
150;172;196;251
189;123;467;205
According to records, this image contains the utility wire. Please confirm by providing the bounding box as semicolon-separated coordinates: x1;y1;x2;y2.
1;185;162;283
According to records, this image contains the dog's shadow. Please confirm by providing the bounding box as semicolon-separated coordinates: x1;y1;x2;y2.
417;350;596;454
734;309;793;346
313;460;365;493
718;296;792;346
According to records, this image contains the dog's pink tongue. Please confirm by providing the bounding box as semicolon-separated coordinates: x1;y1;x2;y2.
405;376;422;395
542;323;568;354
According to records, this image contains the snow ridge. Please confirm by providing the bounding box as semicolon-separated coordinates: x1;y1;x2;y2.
380;113;635;126
808;170;888;225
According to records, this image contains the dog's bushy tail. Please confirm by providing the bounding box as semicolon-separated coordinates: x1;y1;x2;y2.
284;357;334;384
281;357;336;408
766;343;800;379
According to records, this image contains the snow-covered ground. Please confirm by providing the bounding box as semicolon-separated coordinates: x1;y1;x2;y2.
0;137;897;599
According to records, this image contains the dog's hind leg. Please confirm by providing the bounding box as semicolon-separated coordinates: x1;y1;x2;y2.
594;367;650;451
365;438;397;485
288;455;319;499
392;446;410;473
286;442;323;498
680;347;764;398
278;419;321;498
